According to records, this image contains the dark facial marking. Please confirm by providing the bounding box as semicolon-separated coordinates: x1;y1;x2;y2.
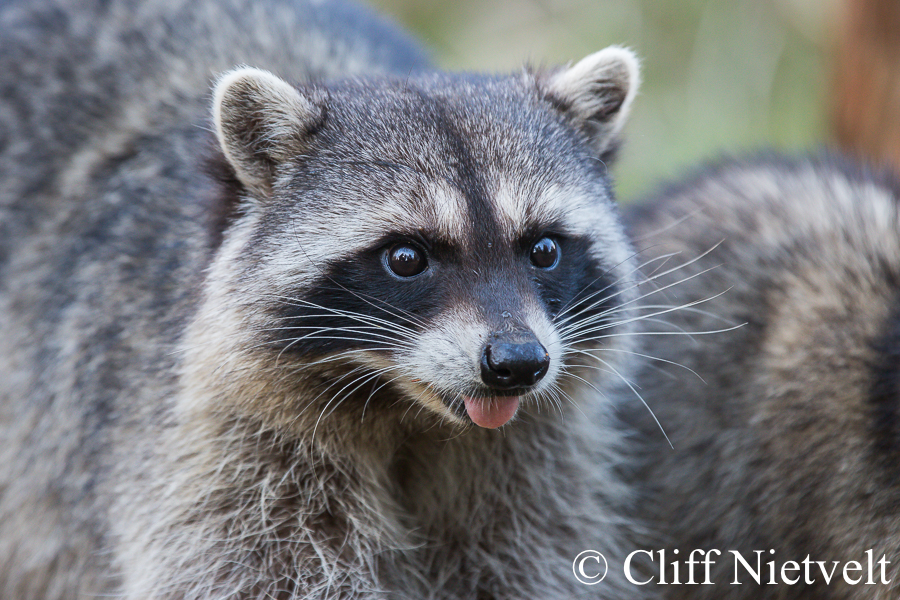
534;234;618;328
266;245;443;358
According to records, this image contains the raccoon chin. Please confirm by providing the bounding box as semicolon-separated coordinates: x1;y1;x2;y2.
462;395;520;429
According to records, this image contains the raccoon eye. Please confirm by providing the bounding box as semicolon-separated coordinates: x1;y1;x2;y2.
386;243;427;278
530;237;560;269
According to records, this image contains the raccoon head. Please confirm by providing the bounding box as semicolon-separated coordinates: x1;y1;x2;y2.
188;48;641;433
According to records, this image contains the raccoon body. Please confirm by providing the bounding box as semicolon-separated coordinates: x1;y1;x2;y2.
0;0;647;598
625;154;900;599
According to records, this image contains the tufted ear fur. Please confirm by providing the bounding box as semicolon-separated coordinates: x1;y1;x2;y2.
546;46;640;160
213;67;326;196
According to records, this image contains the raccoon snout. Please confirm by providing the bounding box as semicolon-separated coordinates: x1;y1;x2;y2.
480;333;550;390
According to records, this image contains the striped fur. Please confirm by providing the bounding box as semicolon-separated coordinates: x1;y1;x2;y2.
0;0;650;598
625;153;900;600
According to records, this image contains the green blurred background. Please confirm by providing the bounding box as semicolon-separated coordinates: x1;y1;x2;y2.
369;0;839;201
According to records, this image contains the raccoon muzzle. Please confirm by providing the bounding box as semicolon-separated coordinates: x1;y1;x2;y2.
462;331;551;428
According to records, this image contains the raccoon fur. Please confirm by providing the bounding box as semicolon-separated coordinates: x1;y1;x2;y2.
625;153;900;600
0;0;648;598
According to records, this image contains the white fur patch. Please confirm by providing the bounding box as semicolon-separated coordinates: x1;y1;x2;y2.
393;299;564;423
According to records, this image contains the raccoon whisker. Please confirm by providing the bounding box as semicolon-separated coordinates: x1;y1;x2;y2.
565;355;642;380
289;238;428;330
263;295;421;334
604;316;703;342
555;262;723;332
317;366;402;428
264;316;419;340
270;295;424;339
553;247;685;321
555;242;724;328
560;298;733;347
267;326;417;348
566;307;729;342
617;251;716;327
537;381;570;418
293;347;406;368
298;364;372;405
553;250;680;322
558;305;686;336
561;310;682;342
303;364;405;436
544;391;565;418
440;388;464;417
313;284;427;329
193;123;220;136
627;206;707;244
594;303;731;323
439;421;472;442
216;312;416;360
623;240;725;299
259;348;402;392
273;331;417;356
572;251;702;324
573;357;674;450
264;323;418;345
361;372;408;421
560;324;744;345
552;265;633;324
267;337;407;356
562;310;704;345
553;271;665;328
639;239;724;279
558;362;615;380
261;315;418;338
550;369;599;420
558;283;730;339
271;334;410;365
276;362;399;425
318;363;406;402
399;391;427;425
569;347;706;383
610;265;725;313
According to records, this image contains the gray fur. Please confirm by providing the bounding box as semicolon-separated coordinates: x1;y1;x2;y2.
0;0;648;598
624;153;900;599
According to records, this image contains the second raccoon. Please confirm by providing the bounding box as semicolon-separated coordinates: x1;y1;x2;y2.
626;154;900;600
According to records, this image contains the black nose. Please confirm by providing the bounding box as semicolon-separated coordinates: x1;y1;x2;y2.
480;333;550;390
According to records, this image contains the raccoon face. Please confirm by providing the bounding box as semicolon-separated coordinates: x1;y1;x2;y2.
205;48;640;430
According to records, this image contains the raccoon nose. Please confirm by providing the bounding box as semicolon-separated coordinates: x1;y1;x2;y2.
480;334;550;390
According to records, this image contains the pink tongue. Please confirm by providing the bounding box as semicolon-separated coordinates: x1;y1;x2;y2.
463;396;520;429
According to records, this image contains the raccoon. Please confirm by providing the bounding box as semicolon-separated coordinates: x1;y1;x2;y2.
0;0;648;598
624;153;900;599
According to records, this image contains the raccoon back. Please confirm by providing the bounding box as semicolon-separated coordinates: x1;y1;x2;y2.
625;153;900;600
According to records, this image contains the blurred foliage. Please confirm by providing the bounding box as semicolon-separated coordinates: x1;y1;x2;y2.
369;0;838;200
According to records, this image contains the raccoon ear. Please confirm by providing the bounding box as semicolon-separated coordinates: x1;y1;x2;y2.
545;46;640;160
213;67;325;196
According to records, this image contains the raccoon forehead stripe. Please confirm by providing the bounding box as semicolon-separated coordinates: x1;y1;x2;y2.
491;181;598;239
262;184;468;273
411;181;469;241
